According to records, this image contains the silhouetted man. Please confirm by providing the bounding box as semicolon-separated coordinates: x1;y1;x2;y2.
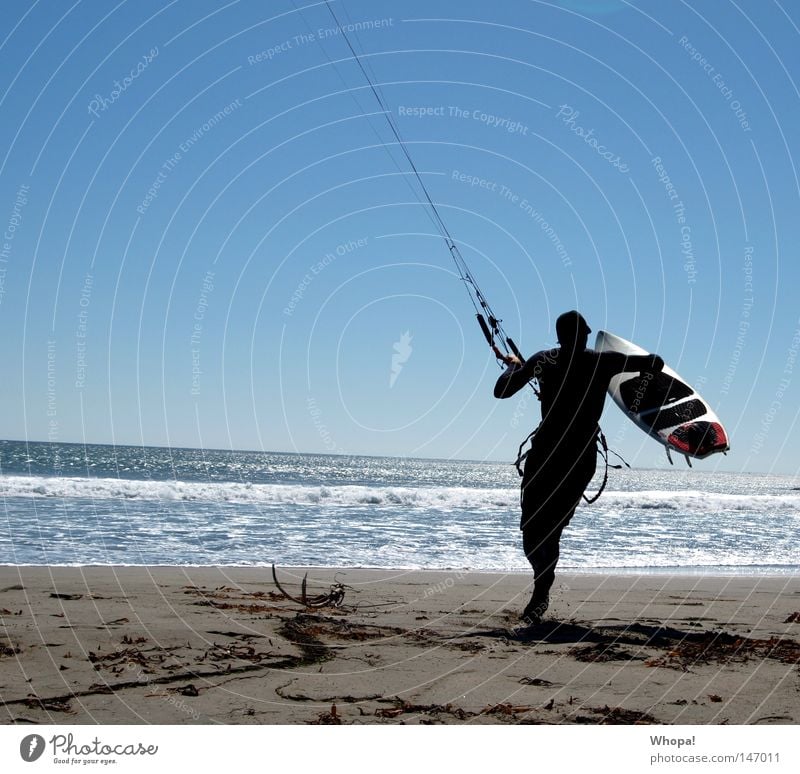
494;311;663;624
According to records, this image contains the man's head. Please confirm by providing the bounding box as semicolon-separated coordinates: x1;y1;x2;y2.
556;310;591;349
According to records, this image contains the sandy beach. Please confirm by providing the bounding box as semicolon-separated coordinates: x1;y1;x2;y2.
0;566;798;725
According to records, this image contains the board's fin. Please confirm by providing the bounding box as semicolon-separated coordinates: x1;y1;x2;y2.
684;454;692;468
665;446;673;465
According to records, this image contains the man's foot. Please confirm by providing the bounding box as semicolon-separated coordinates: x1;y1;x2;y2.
521;596;549;626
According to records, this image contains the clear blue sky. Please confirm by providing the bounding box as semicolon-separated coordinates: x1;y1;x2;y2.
1;0;798;475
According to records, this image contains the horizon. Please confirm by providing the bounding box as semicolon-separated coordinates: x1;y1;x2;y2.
0;435;776;479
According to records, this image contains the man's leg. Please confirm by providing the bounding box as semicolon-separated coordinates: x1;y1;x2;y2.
521;513;572;622
523;521;566;598
519;452;595;622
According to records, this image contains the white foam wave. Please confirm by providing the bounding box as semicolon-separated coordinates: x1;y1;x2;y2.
597;489;800;513
0;474;517;509
1;474;799;515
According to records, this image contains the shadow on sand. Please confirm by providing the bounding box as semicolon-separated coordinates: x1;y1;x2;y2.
463;620;741;648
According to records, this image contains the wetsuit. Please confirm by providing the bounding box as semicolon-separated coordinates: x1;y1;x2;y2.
495;346;663;607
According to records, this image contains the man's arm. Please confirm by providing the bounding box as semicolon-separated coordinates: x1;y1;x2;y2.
494;351;546;398
626;353;664;374
601;351;664;377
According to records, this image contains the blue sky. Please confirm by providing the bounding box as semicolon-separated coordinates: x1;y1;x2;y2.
0;0;798;474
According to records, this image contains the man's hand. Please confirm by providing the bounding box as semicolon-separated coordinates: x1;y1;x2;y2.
493;345;522;367
640;354;664;375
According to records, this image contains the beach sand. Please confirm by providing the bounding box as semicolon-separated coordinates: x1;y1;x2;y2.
0;566;798;725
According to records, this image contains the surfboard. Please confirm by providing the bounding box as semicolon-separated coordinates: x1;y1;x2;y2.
595;330;729;462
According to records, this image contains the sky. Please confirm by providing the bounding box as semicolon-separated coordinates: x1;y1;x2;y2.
0;0;799;475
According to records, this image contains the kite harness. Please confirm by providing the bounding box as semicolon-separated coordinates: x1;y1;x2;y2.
513;425;630;504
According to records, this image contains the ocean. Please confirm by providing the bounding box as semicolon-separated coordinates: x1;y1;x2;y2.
0;439;797;573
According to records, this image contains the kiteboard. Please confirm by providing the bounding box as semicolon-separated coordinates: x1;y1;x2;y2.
595;330;729;465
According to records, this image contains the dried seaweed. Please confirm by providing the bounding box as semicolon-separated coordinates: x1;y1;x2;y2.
274;681;382;703
519;677;555;686
447;640;486;653
576;705;658;724
309;703;342;725
277;616;333;667
193;599;282;615
0;660;284;713
206;630;266;640
23;694;74;713
121;634;147;645
375;698;473;720
183;586;282;601
102;618;130;626
376;700;539;722
87;683;114;694
204;642;268;663
88;642;185;674
645;633;800;670
285;613;400;642
570;642;644;663
480;703;538;717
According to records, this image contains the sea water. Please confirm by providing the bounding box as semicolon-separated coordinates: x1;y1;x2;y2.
0;439;797;572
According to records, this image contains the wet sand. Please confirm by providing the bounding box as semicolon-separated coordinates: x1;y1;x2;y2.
1;566;798;725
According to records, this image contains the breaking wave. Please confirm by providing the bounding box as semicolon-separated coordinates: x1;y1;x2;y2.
2;474;799;515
